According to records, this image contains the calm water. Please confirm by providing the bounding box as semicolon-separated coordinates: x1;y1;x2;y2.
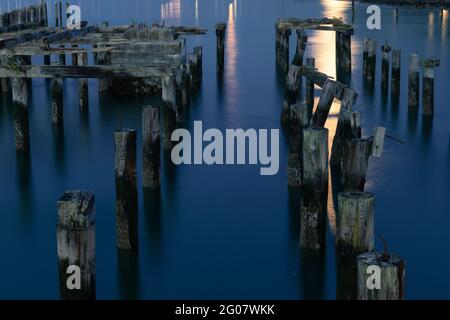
0;0;449;299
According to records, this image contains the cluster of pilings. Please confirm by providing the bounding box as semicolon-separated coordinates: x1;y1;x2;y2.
363;38;440;116
0;2;48;32
278;18;406;300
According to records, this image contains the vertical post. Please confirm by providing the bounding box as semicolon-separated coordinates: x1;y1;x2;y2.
78;52;89;113
288;103;309;186
336;31;342;73
44;54;51;66
57;190;96;300
342;32;352;73
301;127;329;250
337;192;375;255
142;106;161;188
280;65;302;125
362;38;368;79
114;129;138;251
330;110;361;169
72;45;79;66
55;2;59;27
188;52;200;92
367;38;377;83
161;75;177;150
408;53;420;109
98;45;112;93
292;29;307;67
305;57;315;118
11;56;30;152
391;49;401;96
194;46;203;82
381;43;391;92
312;80;339;127
215;23;226;74
279;27;291;73
59;45;66;66
1;55;11;94
357;252;406;300
422;61;438;116
341;138;372;191
51;77;64;125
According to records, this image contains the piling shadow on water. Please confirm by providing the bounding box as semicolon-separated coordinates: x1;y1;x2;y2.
390;94;400;127
52;124;66;177
299;248;326;300
407;106;419;136
143;188;163;257
117;250;141;300
421;115;433;145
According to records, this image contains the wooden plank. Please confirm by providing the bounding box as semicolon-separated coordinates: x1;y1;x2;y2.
0;65;172;79
0;45;113;56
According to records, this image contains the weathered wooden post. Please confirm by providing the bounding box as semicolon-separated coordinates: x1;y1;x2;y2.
10;56;30;152
58;45;66;66
288;104;309;186
301;127;329;250
342;32;352;73
305;57;315;117
78;52;89;112
194;46;203;81
72;45;79;66
341;138;371;192
357;251;406;300
292;29;307;67
57;190;96;300
161;75;177;150
189;52;200;92
97;45;112;93
330;109;361;169
51;77;64;125
281;65;302;125
337;192;374;255
408;53;420;108
215;23;226;73
114;130;139;251
142;106;161;188
391;49;401;96
366;38;377;83
421;58;440;116
0;56;11;94
44;54;51;66
312;80;341;127
381;42;391;92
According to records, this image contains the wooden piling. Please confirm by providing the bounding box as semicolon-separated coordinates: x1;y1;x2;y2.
292;29;307;67
330;110;361;169
98;45;112;93
301;127;329;250
194;46;203;81
408;53;420;108
57;190;96;300
142;106;161;188
72;45;79;67
312;80;340;127
421;58;439;116
341;138;372;191
391;49;401;96
281;65;302;125
275;25;291;72
189;52;200;92
357;251;405;300
366;38;377;83
305;57;315;117
381;43;391;92
288;104;309;186
58;45;66;66
0;56;11;94
337;192;374;255
11;56;30;152
215;23;226;73
51;77;64;125
78;52;89;112
114;129;139;251
161;75;177;150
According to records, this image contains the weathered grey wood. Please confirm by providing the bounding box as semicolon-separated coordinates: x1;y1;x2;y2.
0;64;172;78
189;52;200;92
78;52;89;112
57;190;95;300
161;75;177;150
71;45;78;66
422;66;435;116
301;127;329;250
292;29;307;67
142;106;161;188
114;129;138;251
391;49;401;96
371;127;386;158
194;46;203;80
408;53;420;108
175;63;189;121
381;43;391;92
281;65;302;125
299;65;331;88
51;77;63;125
341;138;372;191
337;192;374;255
357;251;406;300
277;27;291;72
288;103;309;186
276;17;353;34
216;23;226;73
366;38;376;83
336;31;351;74
330;110;361;168
0;55;11;93
311;80;338;127
305;57;315;116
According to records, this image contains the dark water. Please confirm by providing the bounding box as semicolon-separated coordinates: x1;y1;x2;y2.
0;0;449;299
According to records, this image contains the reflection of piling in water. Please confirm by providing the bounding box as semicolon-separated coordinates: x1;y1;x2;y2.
421;58;440;116
300;127;328;250
408;53;420;109
391;49;401;97
11;56;30;152
300;248;326;300
78;52;89;113
114;130;139;251
161;75;177;150
57;190;96;300
305;58;315;117
51;77;64;125
357;251;405;300
280;65;302;125
381;43;391;92
142;106;161;188
288;104;308;187
215;23;226;73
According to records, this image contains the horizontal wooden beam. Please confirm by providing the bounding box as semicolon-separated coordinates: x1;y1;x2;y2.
0;65;173;79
